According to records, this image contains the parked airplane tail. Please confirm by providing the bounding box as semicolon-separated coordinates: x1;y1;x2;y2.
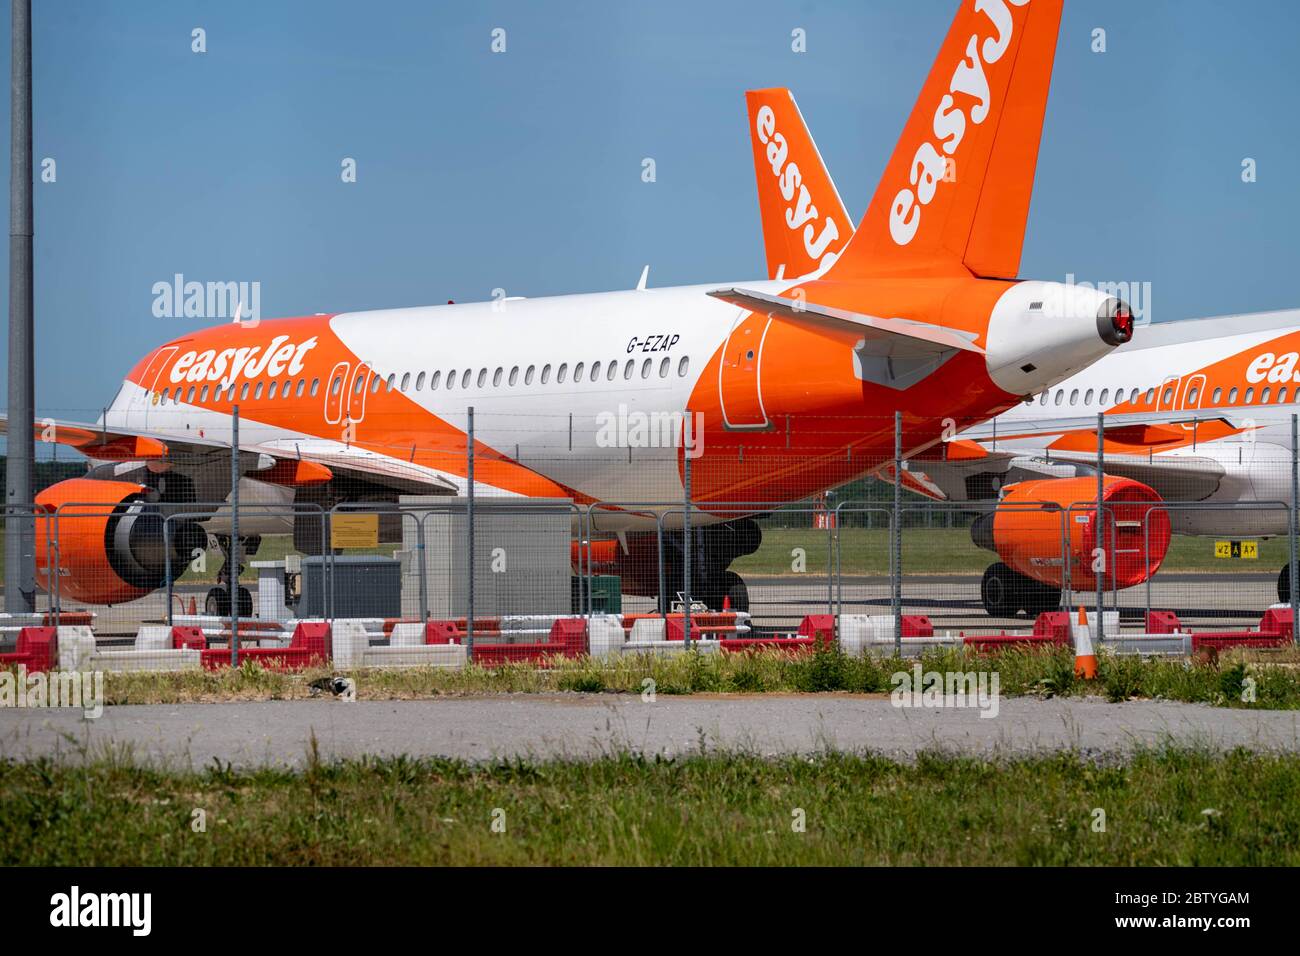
828;0;1063;281
745;87;853;281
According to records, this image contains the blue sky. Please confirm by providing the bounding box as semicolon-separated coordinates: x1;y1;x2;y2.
4;0;1300;423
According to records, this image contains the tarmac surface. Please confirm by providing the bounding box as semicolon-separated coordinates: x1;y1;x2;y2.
3;694;1300;767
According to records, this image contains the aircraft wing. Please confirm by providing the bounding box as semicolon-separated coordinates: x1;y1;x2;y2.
0;412;554;498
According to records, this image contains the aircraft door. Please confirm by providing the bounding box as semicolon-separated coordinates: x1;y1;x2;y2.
718;311;772;430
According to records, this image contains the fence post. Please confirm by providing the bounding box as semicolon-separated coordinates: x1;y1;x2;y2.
893;410;902;654
683;410;692;650
1291;414;1298;644
1095;412;1104;643
466;406;475;662
164;517;174;627
230;404;240;667
416;511;428;622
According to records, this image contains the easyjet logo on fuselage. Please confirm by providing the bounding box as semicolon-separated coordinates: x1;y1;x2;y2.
1246;351;1300;385
167;335;319;386
888;0;1030;246
754;105;841;270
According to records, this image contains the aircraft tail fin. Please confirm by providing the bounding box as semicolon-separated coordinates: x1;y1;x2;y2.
746;88;854;281
827;0;1064;280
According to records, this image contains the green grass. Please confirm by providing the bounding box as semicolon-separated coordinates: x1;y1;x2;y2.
87;644;1300;709
735;527;1293;575
3;747;1298;865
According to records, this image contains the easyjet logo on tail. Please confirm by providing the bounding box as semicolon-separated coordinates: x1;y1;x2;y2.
167;335;319;386
755;105;841;269
889;0;1030;246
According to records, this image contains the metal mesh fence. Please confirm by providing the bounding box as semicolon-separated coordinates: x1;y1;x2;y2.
5;404;1300;661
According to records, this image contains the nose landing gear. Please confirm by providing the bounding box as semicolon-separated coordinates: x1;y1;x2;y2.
203;534;259;618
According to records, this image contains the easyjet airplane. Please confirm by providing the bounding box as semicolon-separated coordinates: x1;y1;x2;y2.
752;82;1300;619
5;0;1133;617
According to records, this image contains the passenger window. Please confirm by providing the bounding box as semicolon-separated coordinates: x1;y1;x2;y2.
430;371;441;390
386;373;397;392
1054;391;1064;406
541;364;552;384
525;366;535;385
574;362;584;383
493;367;503;387
557;363;568;384
508;367;518;386
607;362;617;382
447;370;457;390
1260;387;1270;404
1229;387;1239;403
1161;386;1173;404
476;369;486;388
240;382;250;401
266;382;277;400
1098;389;1109;405
591;361;601;381
254;382;264;400
461;370;472;388
1280;387;1289;404
401;372;411;392
677;356;690;377
415;372;425;391
1245;387;1255;404
1083;388;1093;405
659;357;670;378
185;386;196;403
1212;387;1222;404
200;385;210;402
623;359;634;379
370;375;381;394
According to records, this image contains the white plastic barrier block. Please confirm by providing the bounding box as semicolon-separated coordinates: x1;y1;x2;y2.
621;639;720;656
1083;610;1121;640
331;619;372;669
56;626;97;671
629;618;666;642
389;622;426;647
93;649;202;672
587;615;625;659
1105;634;1194;657
362;644;467;669
836;615;962;658
134;625;172;651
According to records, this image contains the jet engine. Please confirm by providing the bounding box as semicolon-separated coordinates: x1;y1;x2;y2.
34;478;206;605
971;475;1171;616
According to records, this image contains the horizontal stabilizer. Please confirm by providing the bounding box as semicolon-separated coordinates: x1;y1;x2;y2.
708;286;983;391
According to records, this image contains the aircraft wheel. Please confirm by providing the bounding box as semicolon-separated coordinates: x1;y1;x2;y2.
981;563;1017;617
1279;564;1293;604
719;571;749;613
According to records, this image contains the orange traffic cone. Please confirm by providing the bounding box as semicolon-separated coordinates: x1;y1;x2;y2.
1074;605;1098;679
187;596;197;615
722;594;731;611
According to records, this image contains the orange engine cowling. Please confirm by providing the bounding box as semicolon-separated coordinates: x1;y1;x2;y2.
35;478;205;605
980;475;1171;591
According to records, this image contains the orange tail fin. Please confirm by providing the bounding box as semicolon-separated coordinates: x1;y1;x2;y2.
746;88;853;281
828;0;1064;281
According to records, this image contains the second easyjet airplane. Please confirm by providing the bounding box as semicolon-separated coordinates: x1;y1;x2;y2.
8;0;1134;616
745;96;1300;617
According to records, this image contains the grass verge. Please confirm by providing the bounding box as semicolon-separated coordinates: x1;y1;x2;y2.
2;747;1297;865
81;644;1300;708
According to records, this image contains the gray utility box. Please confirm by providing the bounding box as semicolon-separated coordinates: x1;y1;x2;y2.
399;495;574;619
299;554;403;619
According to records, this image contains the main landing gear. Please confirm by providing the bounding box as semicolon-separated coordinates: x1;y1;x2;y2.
204;534;259;618
1280;563;1295;604
980;562;1061;618
670;518;761;613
